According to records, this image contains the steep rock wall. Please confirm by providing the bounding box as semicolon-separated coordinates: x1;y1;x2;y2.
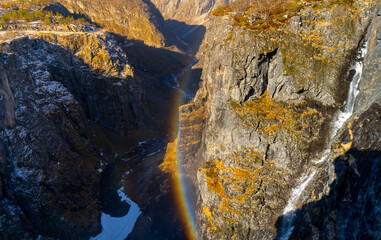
290;7;381;239
0;13;187;239
59;0;167;47
172;1;380;239
151;0;233;23
0;38;102;239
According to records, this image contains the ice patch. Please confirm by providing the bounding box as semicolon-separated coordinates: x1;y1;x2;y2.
90;187;141;240
144;148;162;160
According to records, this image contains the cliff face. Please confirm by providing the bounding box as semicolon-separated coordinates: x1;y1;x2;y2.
151;0;236;23
171;1;381;239
0;37;101;239
290;8;381;239
0;2;189;239
58;0;167;47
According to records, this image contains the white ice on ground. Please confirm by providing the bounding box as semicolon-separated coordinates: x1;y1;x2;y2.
90;187;141;240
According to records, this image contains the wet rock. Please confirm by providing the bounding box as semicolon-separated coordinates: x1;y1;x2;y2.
356;13;381;113
282;10;381;239
290;103;381;240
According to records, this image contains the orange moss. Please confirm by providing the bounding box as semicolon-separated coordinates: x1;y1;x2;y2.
231;91;320;139
201;148;282;231
211;0;356;31
203;206;217;230
203;160;229;199
159;142;177;175
211;5;235;16
348;121;354;140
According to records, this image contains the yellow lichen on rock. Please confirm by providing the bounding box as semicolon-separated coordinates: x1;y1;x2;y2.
203;206;217;231
231;91;320;140
159;142;178;175
201;148;282;234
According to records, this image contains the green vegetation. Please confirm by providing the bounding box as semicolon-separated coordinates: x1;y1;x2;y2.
211;0;355;30
0;9;87;26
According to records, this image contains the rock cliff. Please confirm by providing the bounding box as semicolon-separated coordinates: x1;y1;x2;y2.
0;37;102;239
1;0;381;239
0;1;189;239
289;7;381;239
151;0;233;23
168;0;381;239
58;0;167;47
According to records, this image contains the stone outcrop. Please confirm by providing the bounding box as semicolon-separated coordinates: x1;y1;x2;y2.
0;37;102;239
169;1;381;239
1;0;381;239
151;0;234;23
0;2;188;238
58;0;167;47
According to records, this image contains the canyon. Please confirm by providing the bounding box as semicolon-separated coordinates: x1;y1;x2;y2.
0;0;381;240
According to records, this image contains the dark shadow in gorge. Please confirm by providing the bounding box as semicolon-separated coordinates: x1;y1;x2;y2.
163;19;207;55
0;33;195;238
276;102;381;239
92;19;206;238
275;148;381;239
99;136;188;240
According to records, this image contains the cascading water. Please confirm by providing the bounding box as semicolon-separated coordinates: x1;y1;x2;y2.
278;38;369;240
330;39;369;140
279;170;317;240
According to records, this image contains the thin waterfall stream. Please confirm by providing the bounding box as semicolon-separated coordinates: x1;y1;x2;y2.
277;37;370;240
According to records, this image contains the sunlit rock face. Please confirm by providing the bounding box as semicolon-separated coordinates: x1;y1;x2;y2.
168;1;381;239
150;0;234;23
1;0;381;239
59;0;167;47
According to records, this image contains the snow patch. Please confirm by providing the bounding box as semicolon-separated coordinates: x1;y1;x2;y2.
90;187;141;240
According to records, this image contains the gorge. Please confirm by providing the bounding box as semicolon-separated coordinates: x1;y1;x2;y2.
0;0;381;240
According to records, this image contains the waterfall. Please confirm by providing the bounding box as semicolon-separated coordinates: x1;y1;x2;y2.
279;170;317;240
314;39;369;165
330;39;369;140
278;37;370;239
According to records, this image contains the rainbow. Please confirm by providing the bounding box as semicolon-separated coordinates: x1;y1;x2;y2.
168;66;200;240
172;152;199;240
